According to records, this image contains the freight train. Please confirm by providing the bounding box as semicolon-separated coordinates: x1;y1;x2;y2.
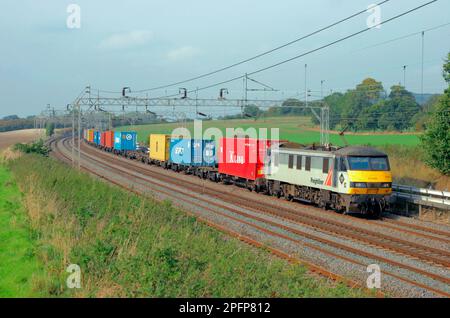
83;129;392;218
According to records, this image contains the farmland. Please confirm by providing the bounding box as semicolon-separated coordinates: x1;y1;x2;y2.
0;129;44;151
117;116;421;147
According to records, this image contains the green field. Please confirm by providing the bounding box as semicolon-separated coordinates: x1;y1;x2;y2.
2;153;367;297
0;165;46;297
117;116;421;146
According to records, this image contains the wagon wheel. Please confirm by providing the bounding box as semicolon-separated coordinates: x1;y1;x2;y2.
369;201;383;220
360;202;368;215
284;191;292;201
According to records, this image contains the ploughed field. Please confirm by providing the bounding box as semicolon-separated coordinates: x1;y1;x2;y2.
0;129;44;151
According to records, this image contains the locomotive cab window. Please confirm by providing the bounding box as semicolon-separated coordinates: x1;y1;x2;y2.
273;152;279;167
339;157;347;171
347;156;390;171
305;156;311;171
296;155;302;170
322;158;329;173
288;154;294;169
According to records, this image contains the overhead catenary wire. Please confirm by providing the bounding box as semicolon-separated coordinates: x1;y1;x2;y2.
355;21;450;52
92;0;392;94
153;0;439;99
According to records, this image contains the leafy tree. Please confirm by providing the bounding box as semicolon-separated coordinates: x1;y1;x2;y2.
2;115;20;120
355;77;385;103
339;78;385;130
281;98;305;116
387;85;420;130
411;94;442;131
325;92;345;128
444;53;450;83
46;122;55;136
243;105;262;118
421;53;450;175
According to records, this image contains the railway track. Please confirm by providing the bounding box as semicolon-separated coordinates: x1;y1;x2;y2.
50;137;450;297
48;137;371;295
77;139;450;267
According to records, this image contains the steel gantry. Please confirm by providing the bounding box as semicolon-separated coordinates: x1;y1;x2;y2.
47;86;331;169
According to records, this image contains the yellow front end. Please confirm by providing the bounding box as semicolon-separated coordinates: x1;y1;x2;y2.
149;134;171;161
347;170;392;195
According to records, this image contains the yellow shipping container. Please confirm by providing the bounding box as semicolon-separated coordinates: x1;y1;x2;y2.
88;129;94;142
149;134;171;162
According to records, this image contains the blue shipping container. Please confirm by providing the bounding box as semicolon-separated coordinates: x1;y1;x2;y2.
94;131;101;145
170;138;215;166
114;131;137;151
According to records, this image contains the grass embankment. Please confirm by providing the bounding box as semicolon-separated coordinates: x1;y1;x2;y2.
4;153;366;297
117;116;420;147
380;145;448;190
0;164;46;297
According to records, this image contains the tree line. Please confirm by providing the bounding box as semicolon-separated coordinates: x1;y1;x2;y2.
219;78;440;133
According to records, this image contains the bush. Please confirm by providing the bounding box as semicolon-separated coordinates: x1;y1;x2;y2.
421;53;450;175
14;140;49;156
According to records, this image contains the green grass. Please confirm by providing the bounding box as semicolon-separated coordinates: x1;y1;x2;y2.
117;116;420;146
5;154;368;297
0;165;46;297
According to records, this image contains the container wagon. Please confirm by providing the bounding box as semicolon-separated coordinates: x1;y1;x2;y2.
103;131;115;152
100;132;106;149
149;134;171;167
169;138;216;175
87;129;94;143
218;137;273;191
113;131;137;157
94;131;101;147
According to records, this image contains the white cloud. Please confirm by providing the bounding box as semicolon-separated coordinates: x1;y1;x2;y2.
167;46;200;61
98;30;153;49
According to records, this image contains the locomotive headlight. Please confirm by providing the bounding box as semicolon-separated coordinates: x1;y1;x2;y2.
381;182;391;188
350;182;367;188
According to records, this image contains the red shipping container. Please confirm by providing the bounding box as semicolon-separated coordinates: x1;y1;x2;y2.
100;132;106;147
218;137;271;181
104;131;115;149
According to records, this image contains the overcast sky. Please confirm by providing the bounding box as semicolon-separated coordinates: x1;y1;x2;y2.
0;0;449;118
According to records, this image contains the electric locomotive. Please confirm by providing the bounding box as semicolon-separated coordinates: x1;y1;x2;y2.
265;143;392;217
